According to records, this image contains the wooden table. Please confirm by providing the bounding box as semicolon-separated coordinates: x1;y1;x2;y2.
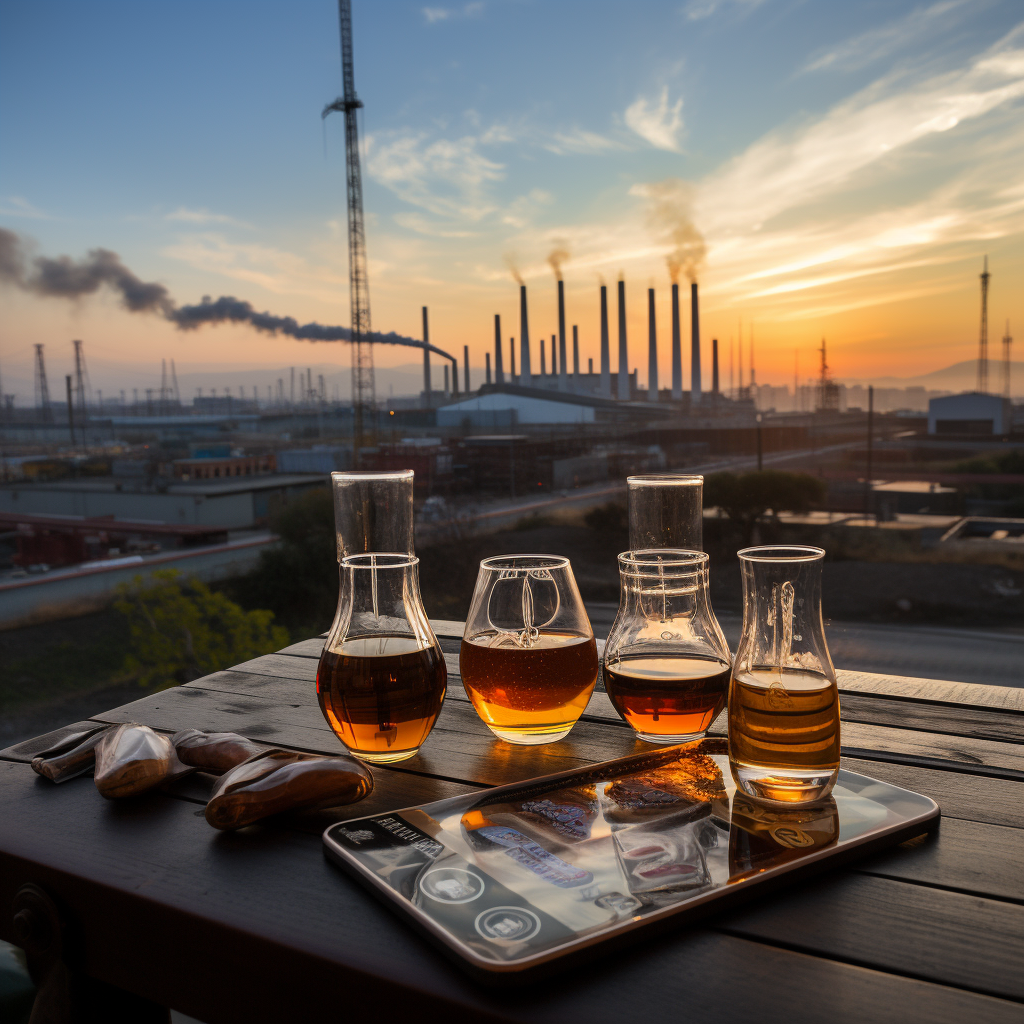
2;621;1023;1024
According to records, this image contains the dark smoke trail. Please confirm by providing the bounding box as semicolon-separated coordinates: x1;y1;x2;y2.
0;228;454;362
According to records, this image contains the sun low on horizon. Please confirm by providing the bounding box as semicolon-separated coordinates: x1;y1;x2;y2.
1;0;1022;399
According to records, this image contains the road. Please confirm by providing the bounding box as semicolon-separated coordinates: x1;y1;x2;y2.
585;603;1024;689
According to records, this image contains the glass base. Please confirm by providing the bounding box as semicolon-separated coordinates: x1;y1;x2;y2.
350;747;421;764
486;724;575;745
633;729;707;745
732;762;839;804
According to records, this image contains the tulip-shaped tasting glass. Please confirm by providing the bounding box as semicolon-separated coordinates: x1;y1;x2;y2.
331;470;415;558
317;553;446;763
603;550;731;744
729;545;840;804
627;475;703;551
460;555;599;744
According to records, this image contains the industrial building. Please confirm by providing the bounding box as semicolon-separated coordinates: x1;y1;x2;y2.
927;392;1012;436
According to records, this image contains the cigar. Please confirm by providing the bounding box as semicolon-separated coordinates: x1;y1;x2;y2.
172;729;266;774
31;725;113;783
205;750;373;830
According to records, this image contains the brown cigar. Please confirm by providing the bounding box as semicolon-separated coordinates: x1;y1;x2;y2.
172;729;266;774
94;724;194;799
31;725;113;783
205;750;373;830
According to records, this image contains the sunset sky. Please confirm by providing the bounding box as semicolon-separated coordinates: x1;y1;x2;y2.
2;0;1023;399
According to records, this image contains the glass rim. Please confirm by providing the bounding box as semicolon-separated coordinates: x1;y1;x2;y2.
341;552;419;569
479;553;570;571
331;469;414;481
618;549;707;578
627;474;703;486
737;544;825;563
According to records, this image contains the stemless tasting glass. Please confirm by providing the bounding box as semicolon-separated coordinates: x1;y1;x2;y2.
729;545;840;804
604;550;731;744
627;475;703;551
460;555;599;744
331;470;414;558
317;553;446;763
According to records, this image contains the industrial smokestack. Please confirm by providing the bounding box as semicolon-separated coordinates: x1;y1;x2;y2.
494;314;504;383
509;337;516;379
712;338;719;395
541;338;547;375
464;345;470;392
444;363;450;397
557;279;568;391
519;285;532;386
617;280;629;401
572;325;579;389
691;282;702;406
486;352;491;384
648;288;659;402
551;335;557;378
599;285;611;397
671;283;682;401
422;307;431;408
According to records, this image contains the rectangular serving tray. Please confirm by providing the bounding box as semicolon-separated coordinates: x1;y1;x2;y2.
323;740;939;983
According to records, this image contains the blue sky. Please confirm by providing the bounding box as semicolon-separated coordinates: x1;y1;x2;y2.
2;0;1023;396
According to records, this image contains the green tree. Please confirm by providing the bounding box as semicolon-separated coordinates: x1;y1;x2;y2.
704;470;826;543
115;570;289;688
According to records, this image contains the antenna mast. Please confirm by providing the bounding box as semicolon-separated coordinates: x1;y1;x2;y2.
34;344;52;422
978;256;990;393
1002;320;1013;400
324;0;375;455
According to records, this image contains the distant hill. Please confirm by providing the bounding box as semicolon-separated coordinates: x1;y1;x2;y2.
840;359;1024;394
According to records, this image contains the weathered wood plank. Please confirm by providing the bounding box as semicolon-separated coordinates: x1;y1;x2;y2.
717;872;1024;1001
836;668;1024;714
839;756;1024;830
1;759;1022;1024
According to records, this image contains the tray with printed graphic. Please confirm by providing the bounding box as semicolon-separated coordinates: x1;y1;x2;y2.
323;739;939;980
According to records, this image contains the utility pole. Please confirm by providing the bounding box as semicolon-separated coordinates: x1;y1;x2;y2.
978;256;990;393
66;375;75;446
864;385;874;523
324;0;375;457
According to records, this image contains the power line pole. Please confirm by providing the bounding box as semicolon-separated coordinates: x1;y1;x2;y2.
978;256;990;393
324;0;375;458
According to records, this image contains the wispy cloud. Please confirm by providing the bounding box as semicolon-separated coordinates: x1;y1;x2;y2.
803;0;973;74
624;87;685;151
365;131;505;221
165;206;252;228
543;128;625;155
683;0;765;23
422;2;483;24
0;196;51;220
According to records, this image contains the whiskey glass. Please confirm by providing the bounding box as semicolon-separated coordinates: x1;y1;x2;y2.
331;469;414;558
460;555;599;744
317;553;446;763
628;474;703;551
729;545;840;804
604;550;731;744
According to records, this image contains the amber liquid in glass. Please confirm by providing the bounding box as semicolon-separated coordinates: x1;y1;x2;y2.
729;668;840;801
460;632;599;744
317;635;446;763
604;655;730;743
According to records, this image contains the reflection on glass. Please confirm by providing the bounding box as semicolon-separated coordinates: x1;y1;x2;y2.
460;555;599;744
317;553;446;763
326;740;937;969
604;550;731;744
729;545;841;804
728;794;839;883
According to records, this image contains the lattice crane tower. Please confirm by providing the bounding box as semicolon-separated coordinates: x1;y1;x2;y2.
324;0;375;452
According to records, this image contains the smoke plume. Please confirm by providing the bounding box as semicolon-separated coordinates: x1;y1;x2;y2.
638;178;706;283
0;227;454;362
547;243;570;281
504;253;524;285
0;227;174;313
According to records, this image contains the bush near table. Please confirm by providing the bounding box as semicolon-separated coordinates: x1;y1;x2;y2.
115;570;288;688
